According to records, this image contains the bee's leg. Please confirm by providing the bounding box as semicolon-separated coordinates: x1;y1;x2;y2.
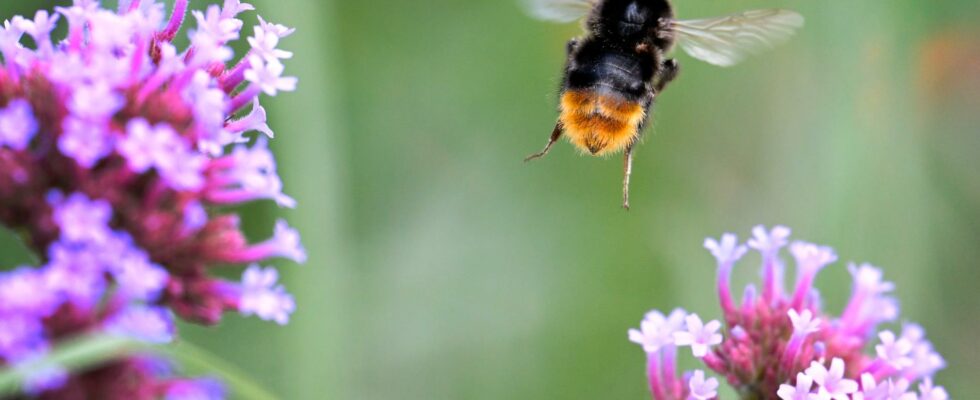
622;144;634;210
656;18;674;42
654;59;680;92
524;121;564;162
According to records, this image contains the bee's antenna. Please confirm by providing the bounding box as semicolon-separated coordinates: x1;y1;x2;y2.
524;121;564;162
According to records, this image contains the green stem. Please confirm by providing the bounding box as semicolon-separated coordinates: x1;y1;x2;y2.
0;335;280;400
0;334;141;397
154;341;281;400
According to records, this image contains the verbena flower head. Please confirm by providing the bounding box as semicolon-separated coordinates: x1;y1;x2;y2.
629;226;948;400
0;0;301;397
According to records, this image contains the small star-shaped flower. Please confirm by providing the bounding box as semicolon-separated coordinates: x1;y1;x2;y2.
704;233;748;265
50;192;114;244
917;378;948;400
247;24;294;62
805;358;858;400
788;309;821;336
267;219;306;263
244;55;298;96
747;225;791;255
628;308;687;353
777;372;815;400
790;242;838;274
688;370;719;400
853;373;888;400
0;99;38;151
18;10;59;44
105;306;175;344
883;379;916;400
239;265;296;325
848;263;894;296
875;331;914;369
192;5;240;42
673;314;723;358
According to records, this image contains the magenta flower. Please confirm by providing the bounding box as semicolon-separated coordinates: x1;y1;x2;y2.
0;99;38;150
673;314;724;358
806;358;858;400
853;373;889;400
104;306;176;344
874;331;914;370
628;226;948;400
688;370;720;400
777;372;814;400
918;379;949;400
237;265;296;325
0;0;302;398
629;308;688;354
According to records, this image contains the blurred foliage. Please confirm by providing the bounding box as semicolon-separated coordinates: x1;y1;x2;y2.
1;0;978;398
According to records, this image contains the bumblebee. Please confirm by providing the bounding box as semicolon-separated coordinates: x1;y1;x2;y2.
523;0;804;208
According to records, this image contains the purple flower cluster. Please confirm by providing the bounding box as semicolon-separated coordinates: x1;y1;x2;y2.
629;226;948;400
0;0;302;398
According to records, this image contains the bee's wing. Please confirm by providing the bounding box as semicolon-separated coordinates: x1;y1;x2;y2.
671;9;804;67
523;0;597;23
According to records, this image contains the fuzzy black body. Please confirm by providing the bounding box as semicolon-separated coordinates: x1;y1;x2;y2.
556;0;679;156
571;0;676;98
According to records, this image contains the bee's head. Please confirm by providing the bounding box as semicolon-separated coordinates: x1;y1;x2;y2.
614;3;648;36
624;3;647;26
593;0;673;38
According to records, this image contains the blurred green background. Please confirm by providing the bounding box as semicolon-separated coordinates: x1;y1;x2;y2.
1;0;979;398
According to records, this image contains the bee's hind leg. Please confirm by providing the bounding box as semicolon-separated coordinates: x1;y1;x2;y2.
524;121;564;162
654;59;680;92
622;144;634;210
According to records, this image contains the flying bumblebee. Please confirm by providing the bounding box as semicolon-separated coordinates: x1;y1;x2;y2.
523;0;804;208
